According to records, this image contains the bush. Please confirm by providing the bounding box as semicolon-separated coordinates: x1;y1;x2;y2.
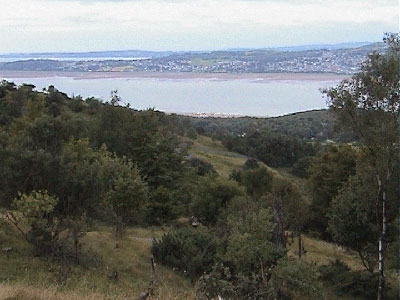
271;259;323;299
195;263;272;300
7;190;60;256
187;157;217;176
243;158;259;170
6;190;89;261
196;259;323;300
195;263;236;300
290;156;312;178
152;226;218;281
319;260;379;299
191;177;243;225
146;186;177;225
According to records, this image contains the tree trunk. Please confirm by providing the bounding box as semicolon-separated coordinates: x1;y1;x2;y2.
298;233;302;259
272;203;286;249
377;188;387;300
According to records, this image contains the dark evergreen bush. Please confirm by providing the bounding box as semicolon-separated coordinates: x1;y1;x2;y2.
151;226;218;281
319;260;380;299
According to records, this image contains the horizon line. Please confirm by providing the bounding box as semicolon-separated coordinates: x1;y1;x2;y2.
0;40;380;56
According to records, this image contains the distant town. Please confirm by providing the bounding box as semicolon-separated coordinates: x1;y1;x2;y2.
0;42;385;75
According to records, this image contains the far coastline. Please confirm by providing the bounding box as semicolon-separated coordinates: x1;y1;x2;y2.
0;70;349;82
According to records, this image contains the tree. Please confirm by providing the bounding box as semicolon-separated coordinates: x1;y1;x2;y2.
152;226;218;281
328;175;379;272
225;207;284;278
270;259;324;299
191;176;244;225
240;167;273;199
6;190;60;256
104;162;148;238
271;178;308;258
325;33;399;300
109;89;121;106
307;145;357;239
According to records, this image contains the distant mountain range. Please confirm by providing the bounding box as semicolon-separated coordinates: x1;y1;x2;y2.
226;42;375;52
0;42;382;61
0;42;386;74
0;50;173;61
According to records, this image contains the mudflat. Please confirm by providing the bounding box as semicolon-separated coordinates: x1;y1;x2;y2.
1;70;349;82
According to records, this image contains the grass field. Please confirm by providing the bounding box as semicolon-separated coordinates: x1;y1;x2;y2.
189;135;248;177
1;135;397;299
189;136;311;201
0;218;194;300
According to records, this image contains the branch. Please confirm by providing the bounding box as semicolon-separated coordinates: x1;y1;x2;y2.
5;211;29;242
136;256;156;300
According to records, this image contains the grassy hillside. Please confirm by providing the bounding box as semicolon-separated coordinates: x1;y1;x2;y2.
1;134;397;300
190;135;398;299
3;218;397;300
0;218;194;300
189;135;248;177
190;135;311;201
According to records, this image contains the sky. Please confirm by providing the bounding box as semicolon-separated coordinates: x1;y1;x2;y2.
0;0;398;53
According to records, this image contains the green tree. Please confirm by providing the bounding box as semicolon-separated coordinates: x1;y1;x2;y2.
104;162;148;238
240;167;273;199
225;207;283;278
325;33;399;299
307;145;357;239
271;178;308;258
328;175;379;272
191;176;244;225
152;226;218;281
6;190;60;256
271;259;324;299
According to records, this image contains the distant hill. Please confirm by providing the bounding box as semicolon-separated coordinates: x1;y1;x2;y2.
0;42;386;74
0;42;382;61
0;50;174;61
270;42;377;52
182;109;355;142
227;42;380;51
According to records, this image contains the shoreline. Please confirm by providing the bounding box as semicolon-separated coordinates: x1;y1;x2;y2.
0;70;349;82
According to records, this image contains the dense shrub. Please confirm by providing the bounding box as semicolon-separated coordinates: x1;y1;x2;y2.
187;157;217;176
6;190;88;260
222;131;316;168
243;158;259;170
196;260;323;300
195;263;237;300
319;260;379;299
151;226;218;281
190;177;243;225
290;156;313;178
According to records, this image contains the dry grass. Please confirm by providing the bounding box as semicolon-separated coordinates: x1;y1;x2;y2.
0;282;195;300
0;220;194;300
288;235;399;299
2;135;397;299
0;283;108;300
287;235;364;270
189;135;286;179
189;135;248;177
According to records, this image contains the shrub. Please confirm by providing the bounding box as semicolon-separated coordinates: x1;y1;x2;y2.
7;190;60;256
243;158;259;170
319;260;379;298
6;190;88;261
195;263;236;300
271;259;323;299
290;156;312;178
195;263;272;300
191;177;243;225
187;157;217;176
152;226;218;281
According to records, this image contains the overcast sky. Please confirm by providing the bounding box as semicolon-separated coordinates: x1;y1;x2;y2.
0;0;398;53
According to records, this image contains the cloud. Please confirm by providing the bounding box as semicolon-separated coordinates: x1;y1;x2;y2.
0;0;397;52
